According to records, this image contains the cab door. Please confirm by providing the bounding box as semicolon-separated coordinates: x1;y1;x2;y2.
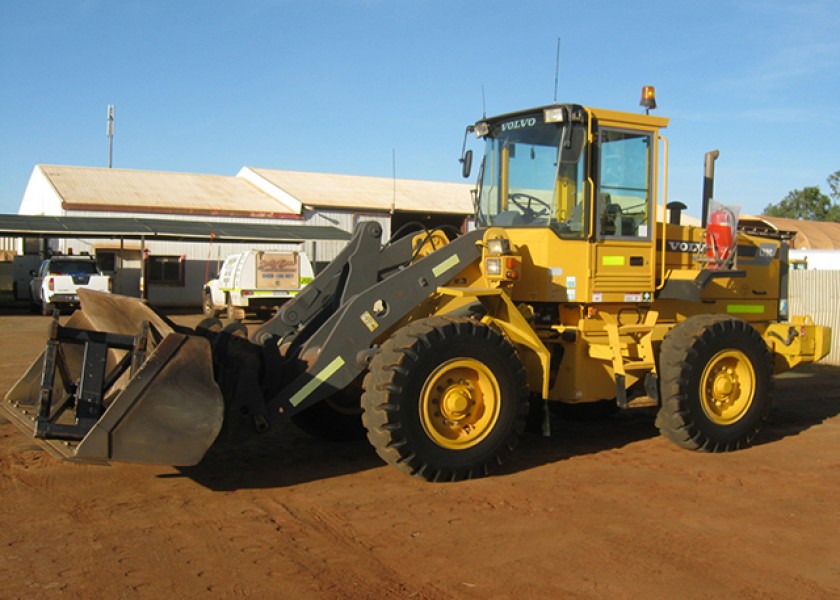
589;127;658;303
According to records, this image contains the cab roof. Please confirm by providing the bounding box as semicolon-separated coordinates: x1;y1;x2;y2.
477;103;669;130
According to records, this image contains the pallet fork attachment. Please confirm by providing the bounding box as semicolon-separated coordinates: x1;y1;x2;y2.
2;290;224;465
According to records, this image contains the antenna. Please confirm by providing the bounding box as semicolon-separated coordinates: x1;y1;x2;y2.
481;85;486;118
391;148;396;215
107;104;115;168
553;37;561;104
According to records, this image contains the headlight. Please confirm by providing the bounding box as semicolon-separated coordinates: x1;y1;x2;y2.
544;106;565;123
486;237;511;255
485;257;502;276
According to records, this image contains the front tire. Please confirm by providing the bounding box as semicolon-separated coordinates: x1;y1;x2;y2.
362;316;529;482
202;291;219;318
656;315;772;452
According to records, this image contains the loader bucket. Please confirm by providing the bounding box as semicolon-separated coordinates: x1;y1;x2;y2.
2;289;224;466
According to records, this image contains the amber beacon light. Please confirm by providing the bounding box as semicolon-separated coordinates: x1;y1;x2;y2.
640;85;657;113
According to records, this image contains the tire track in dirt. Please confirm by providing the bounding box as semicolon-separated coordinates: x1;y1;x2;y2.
249;495;452;599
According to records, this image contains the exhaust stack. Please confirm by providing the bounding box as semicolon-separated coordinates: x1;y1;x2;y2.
701;149;720;228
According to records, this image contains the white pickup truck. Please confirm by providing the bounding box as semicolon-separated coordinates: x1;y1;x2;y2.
30;255;112;315
203;250;314;320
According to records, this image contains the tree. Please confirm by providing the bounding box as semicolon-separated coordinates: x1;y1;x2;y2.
829;170;840;203
763;186;835;221
828;171;840;222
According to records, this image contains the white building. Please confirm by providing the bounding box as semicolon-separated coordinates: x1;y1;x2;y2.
16;164;474;305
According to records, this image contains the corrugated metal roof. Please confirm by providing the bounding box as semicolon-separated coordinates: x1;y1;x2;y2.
739;215;840;249
0;214;350;243
246;168;474;214
39;165;298;218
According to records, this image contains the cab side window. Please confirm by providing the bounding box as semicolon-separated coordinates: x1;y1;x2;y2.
597;129;652;239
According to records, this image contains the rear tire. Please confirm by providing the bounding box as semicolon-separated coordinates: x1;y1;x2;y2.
362;316;529;482
40;296;55;316
656;315;772;452
292;393;366;441
226;298;240;321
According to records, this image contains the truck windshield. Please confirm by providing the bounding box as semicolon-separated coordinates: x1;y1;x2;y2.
477;115;587;237
48;260;99;275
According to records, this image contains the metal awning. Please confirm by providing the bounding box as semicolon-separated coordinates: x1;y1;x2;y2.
0;214;351;243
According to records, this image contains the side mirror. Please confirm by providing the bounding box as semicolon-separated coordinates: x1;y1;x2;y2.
460;149;473;179
560;125;585;164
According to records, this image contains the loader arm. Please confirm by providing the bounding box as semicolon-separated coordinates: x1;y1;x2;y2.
252;221;451;345
264;226;484;417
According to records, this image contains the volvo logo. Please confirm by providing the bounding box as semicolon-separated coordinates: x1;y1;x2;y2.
501;117;537;131
667;240;706;253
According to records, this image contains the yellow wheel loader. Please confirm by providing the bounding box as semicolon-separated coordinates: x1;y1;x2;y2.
3;94;831;482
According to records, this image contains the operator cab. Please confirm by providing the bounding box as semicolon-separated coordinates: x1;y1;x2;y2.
466;103;666;244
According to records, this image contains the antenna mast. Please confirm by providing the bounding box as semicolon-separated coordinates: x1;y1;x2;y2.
107;104;115;168
391;148;396;215
553;37;561;104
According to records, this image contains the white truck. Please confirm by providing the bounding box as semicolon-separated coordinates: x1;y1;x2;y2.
29;255;112;315
203;250;314;320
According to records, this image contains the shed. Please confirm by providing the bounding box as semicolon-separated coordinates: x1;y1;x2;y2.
13;164;476;306
738;215;840;250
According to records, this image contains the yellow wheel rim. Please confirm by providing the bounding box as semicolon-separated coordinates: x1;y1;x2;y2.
699;349;756;425
419;358;501;449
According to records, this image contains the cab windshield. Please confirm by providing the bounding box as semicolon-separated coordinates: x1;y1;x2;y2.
477;114;587;237
46;260;99;275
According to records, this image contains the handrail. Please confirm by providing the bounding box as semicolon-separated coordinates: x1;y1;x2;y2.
657;134;669;291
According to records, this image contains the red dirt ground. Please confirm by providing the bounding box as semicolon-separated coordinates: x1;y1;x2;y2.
1;309;839;599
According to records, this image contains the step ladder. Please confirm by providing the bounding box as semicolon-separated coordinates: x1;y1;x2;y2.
600;310;659;409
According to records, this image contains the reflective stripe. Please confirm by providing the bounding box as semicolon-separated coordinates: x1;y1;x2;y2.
251;290;294;296
602;256;625;266
432;254;461;277
220;288;295;295
288;355;346;407
727;304;765;314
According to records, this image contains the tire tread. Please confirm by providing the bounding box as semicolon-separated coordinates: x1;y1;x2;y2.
656;314;773;452
362;316;528;481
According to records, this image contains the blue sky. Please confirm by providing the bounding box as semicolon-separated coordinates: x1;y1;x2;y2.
1;0;838;218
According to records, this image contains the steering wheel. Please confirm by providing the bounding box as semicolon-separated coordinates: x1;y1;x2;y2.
508;193;551;222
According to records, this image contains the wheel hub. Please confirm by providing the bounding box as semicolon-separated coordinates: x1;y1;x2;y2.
710;367;739;406
441;383;473;421
420;359;501;449
700;349;756;425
